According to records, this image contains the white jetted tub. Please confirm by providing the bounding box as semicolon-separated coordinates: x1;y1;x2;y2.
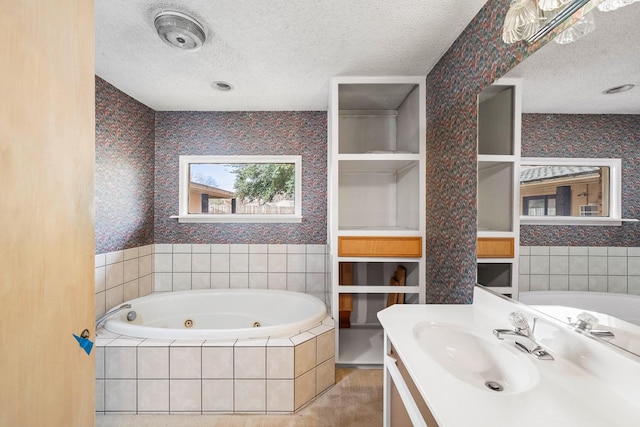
103;289;328;340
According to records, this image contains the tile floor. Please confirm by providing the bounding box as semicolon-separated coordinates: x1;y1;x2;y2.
96;368;383;427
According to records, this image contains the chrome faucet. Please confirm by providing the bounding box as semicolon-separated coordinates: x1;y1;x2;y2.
493;312;554;360
95;303;132;329
568;312;615;338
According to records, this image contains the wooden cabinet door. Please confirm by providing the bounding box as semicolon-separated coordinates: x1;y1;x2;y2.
477;237;515;258
338;236;422;257
0;1;95;425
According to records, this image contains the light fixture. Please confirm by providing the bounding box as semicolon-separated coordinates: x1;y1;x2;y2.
211;81;233;91
503;0;640;44
603;84;635;94
503;0;593;44
596;0;640;12
554;12;596;44
154;11;206;51
538;0;574;11
502;0;540;44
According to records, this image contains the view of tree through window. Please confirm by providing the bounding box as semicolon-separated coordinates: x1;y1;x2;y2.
188;163;296;215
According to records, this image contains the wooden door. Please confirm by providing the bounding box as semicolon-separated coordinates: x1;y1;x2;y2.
0;1;95;426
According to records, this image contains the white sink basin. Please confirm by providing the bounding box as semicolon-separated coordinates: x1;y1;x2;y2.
413;321;539;394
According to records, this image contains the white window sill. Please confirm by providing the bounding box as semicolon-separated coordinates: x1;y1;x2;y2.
171;214;303;224
520;216;638;226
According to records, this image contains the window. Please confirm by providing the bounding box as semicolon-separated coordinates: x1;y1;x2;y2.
173;155;302;223
523;195;556;216
520;158;622;226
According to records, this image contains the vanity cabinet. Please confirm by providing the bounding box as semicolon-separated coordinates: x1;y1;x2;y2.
477;78;521;298
328;76;426;364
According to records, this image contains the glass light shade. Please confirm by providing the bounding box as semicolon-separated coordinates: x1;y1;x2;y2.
597;0;639;12
554;12;596;44
537;0;573;11
502;0;541;43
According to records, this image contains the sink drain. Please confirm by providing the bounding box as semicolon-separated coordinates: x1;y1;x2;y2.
484;381;504;392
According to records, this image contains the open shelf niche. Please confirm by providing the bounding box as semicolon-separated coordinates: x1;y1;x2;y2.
476;78;522;298
328;76;426;365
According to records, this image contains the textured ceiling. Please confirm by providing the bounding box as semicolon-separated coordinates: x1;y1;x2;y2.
504;5;640;114
95;0;487;111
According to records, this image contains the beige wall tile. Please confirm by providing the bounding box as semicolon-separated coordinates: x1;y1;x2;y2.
294;369;316;410
234;379;266;412
202;347;234;379
316;358;335;395
138;347;169;379
105;379;136;411
95;347;105;379
105;347;136;379
235;347;266;379
294;338;316;377
138;379;169;412
267;380;294;412
170;347;202;379
170;379;201;412
267;347;294;379
95;379;104;413
202;379;234;412
316;331;335;364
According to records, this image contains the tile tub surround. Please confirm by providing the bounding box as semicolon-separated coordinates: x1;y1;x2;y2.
519;246;640;295
95;245;154;318
95;317;335;415
96;243;331;316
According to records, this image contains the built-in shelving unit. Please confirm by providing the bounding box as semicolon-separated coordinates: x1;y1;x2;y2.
328;76;426;365
477;78;521;298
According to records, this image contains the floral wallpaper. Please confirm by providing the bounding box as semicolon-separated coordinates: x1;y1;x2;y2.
520;113;640;246
95;77;155;253
153;111;327;244
424;0;545;303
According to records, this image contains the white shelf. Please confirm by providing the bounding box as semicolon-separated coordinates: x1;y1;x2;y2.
476;258;516;264
339;158;419;174
329;76;426;364
338;286;421;294
337;227;422;237
339;152;421;161
478;154;517;164
476;230;515;238
477;78;522;301
338;326;384;365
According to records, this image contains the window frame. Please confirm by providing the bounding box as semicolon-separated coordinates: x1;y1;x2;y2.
520;157;622;226
523;195;556;216
173;155;303;223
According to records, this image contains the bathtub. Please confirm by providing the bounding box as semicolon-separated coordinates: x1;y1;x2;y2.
96;289;336;414
103;289;328;340
519;291;640;326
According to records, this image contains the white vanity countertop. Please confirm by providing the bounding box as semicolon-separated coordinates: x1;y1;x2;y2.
377;289;640;427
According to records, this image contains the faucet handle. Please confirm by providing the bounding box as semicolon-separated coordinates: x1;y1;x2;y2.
509;311;531;335
574;312;599;331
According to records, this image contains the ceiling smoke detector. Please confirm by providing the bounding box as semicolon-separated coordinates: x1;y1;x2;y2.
154;11;206;51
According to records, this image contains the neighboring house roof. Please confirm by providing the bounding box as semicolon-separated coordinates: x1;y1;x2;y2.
189;182;235;198
520;166;600;183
